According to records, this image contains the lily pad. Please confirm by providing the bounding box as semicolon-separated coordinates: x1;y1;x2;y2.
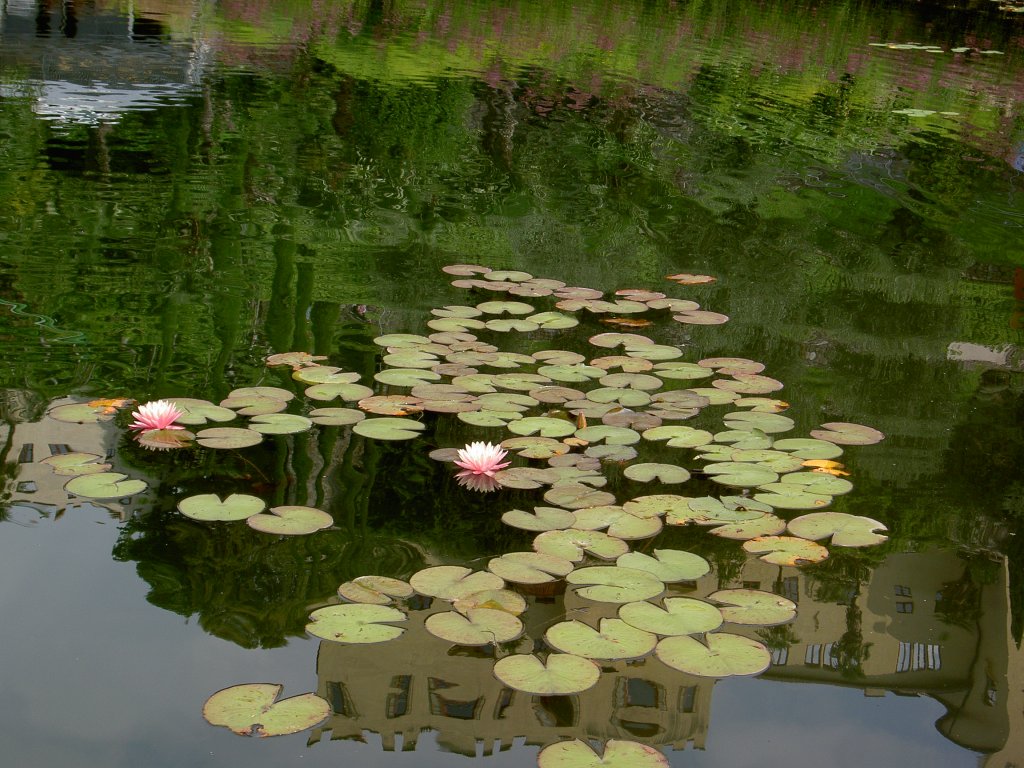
409;566;504;600
508;417;577;438
589;332;653;349
304;382;375;402
673;310;729;325
534;530;629;562
642;426;714;448
528;311;579;330
722;411;795;434
167;397;237;424
590;355;654;373
306;603;407;643
623;463;691;484
655;633;770;677
699;357;765;374
619;598;723;636
374;368;442;387
571;506;662;540
266;351;328;368
624;343;683;361
65;472;147;499
702;462;779;487
707;513;786;540
542;483;616;510
178;493;265;522
502;506;577;532
742;535;829;565
651;362;713;381
453;589;527;616
425;608;523;645
766;471;853;495
203;684;330;737
40;452;110;476
373;333;432;348
246;505;333;536
566;566;665;603
309;407;366;426
248;413;313;435
352;417;426;441
772;438;844;460
48;402;118;423
546;618;658;659
615;549;710;581
537;740;668;768
752;490;833;510
337;576;414;605
810;422;886;445
488;551;575;584
292;366;363;384
712;374;784;394
621;494;691;519
476;300;535;315
787;512;889;547
708;589;797;626
501;436;570;459
575;425;641;445
492;653;601;696
195;427;263;449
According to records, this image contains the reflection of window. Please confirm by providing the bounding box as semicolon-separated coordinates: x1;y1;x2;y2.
428;678;482;720
896;642;941;672
743;581;761;590
805;644;822;666
616;719;662;738
771;647;789;666
615;678;662;709
896;601;914;614
894;585;912;597
778;577;799;604
494;688;514;720
532;695;577;727
326;682;357;717
679;686;697;713
386;675;411;719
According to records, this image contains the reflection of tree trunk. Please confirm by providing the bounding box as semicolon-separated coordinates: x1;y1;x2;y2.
481;85;519;182
835;587;870;679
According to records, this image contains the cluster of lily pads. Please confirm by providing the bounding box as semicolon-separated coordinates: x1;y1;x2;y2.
185;263;888;757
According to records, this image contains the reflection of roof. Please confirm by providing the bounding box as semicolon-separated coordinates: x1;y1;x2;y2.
0;4;207;125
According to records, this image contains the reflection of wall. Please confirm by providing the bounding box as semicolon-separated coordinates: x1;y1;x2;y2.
312;547;1017;759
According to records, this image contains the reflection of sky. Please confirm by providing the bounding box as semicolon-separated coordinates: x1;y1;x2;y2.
1;79;198;126
0;505;979;768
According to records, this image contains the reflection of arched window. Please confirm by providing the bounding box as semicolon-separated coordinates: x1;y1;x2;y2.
614;718;663;738
678;686;697;713
326;681;358;717
532;695;578;727
614;678;664;709
494;687;514;720
428;678;483;720
386;675;411;719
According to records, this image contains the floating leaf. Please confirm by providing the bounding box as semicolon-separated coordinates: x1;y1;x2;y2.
306;604;406;643
575;425;641;445
767;471;853;495
589;332;653;349
752;490;832;510
135;428;195;451
309;407;366;426
373;333;432;348
742;535;829;565
809;421;885;445
542;483;616;510
698;357;765;374
616;549;710;581
493;653;600;696
65;472;147;499
501;436;570;459
666;273;716;285
655;633;770;677
772;438;844;460
453;589;527;616
707;513;786;540
409;566;504;600
534;529;629;562
529;311;580;329
48;402;117;423
374;368;442;387
708;589;797;626
222;386;294;412
621;494;691;519
507;416;576;438
619;598;723;636
488;551;574;584
352;417;426;441
476;300;535;315
196;427;263;449
40;452;110;476
624;343;683;361
673;310;729;325
590;355;654;373
546;618;658;659
203;684;329;737
337;576;414;605
722;411;795;434
442;263;491;276
787;512;888;547
292;366;363;385
566;566;664;603
178;493;265;522
167;397;237;424
537;740;669;768
248;413;313;435
538;364;606;383
246;505;333;536
425;608;524;645
702;462;779;488
642;425;714;449
652;362;713;381
501;506;576;532
571;506;662;540
304;382;375;402
623;463;691;484
712;374;784;394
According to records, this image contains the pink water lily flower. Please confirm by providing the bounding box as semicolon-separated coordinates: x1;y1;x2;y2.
454;441;510;478
129;400;185;432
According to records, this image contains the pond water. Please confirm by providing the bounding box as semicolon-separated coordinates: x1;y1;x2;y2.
1;0;1023;766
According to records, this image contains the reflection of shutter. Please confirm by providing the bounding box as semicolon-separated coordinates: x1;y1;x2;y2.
896;642;941;672
805;644;822;666
897;641;911;672
771;647;789;666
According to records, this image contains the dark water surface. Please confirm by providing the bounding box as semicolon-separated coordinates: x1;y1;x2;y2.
1;1;1023;766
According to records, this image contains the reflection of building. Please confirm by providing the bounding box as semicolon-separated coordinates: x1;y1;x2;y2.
312;547;1021;761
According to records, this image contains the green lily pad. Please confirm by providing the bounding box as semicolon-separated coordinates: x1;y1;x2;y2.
712;374;784;394
222;387;293;413
571;506;663;540
566;566;665;603
48;402;118;423
810;421;886;445
432;304;482;318
246;505;333;535
546;618;658;659
428;317;487;332
309;407;366;426
458;410;522;427
374;333;432;348
699;357;765;374
537;739;669;768
722;411;795;434
203;684;330;737
589;332;653;349
374;368;442;387
248;413;313;435
485;269;533;282
624;343;683;361
178;493;265;522
673;309;729;325
652;362;713;381
491;373;553;391
352;417;426;441
623;463;691;484
752;490;833;510
40;452;111;476
488;551;575;584
537;364;605;383
642;426;714;448
575;425;641;445
685;496;771;524
619;598;723;636
684;387;739;406
702;462;779;488
707;513;786;540
615;549;710;581
306;604;407;643
507;416;576;438
528;311;579;330
742;535;829;565
501;436;570;459
65;472;147;499
167;397;237;424
655;633;771;677
292;366;364;384
409;566;504;600
734;397;790;413
590;355;655;373
542;483;616;510
708;589;797;626
648;297;700;311
621;494;691;519
767;471;853;495
304;382;375;402
382;351;439;369
493;653;600;696
712;430;773;450
530;386;587;404
337;576;414;605
195;427;263;449
772;438;844;459
502;506;577;532
787;512;889;547
453;589;527;616
534;529;629;562
425;608;524;645
476;300;535;315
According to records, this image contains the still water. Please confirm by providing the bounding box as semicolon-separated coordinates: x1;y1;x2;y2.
0;0;1022;766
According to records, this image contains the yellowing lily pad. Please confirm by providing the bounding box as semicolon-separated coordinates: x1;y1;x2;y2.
306;604;406;643
266;351;328;368
537;739;668;768
453;589;527;616
246;505;333;535
543;483;616;510
809;422;885;445
203;683;329;737
655;633;770;677
64;472;147;499
40;452;110;476
619;598;723;636
534;530;629;562
742;535;829;565
787;512;889;547
615;549;710;581
546;618;658;659
642;426;714;448
425;608;524;645
571;506;663;540
48;402;118;423
492;653;600;695
488;551;574;584
337;576;414;605
566;566;664;603
508;416;577;438
409;566;504;600
352;417;427;441
708;589;797;626
178;493;265;522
